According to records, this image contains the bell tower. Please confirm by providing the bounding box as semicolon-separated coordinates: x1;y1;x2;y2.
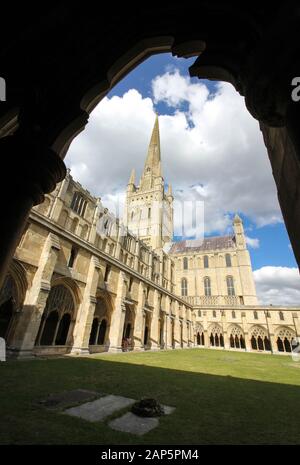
123;114;173;250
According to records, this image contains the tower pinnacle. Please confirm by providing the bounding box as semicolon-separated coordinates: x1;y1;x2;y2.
142;114;162;178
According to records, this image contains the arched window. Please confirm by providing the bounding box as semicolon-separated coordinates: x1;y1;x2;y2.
204;277;211;296
253;310;258;319
212;310;217;317
204;255;209;268
232;310;236;319
181;278;188;296
70;217;78;234
183;257;188;270
71;192;88;217
0;274;18;339
226;276;235;296
55;313;71;345
97;319;107;345
279;311;284;321
37;285;75;347
89;318;99;345
68;246;77;268
225;254;232;267
250;326;271;351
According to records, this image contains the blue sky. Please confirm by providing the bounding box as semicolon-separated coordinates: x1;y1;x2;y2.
66;53;300;305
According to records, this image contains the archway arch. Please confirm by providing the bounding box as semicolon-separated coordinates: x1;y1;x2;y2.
250;325;271;352
36;284;76;348
0;259;28;342
195;323;205;346
275;326;296;353
208;323;224;348
228;324;245;349
89;293;113;352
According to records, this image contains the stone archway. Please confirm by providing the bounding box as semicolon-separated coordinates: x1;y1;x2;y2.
250;325;271;352
35;284;76;352
208;323;224;348
275;326;296;353
88;295;112;352
228;324;245;349
122;304;135;351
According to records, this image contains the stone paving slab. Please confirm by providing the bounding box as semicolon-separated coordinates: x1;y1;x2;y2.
109;412;159;435
38;389;103;410
64;395;136;422
162;405;176;415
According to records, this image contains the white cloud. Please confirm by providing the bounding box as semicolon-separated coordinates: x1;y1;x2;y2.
246;236;260;249
253;266;300;306
65;68;282;234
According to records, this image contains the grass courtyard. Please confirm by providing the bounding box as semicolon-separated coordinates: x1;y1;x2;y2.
0;348;300;444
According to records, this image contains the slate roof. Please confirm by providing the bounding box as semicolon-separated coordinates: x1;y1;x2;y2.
169;235;236;254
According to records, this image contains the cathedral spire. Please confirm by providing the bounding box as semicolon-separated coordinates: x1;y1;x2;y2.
128;168;135;185
142;113;162;178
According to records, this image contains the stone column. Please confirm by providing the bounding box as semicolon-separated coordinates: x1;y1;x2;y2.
132;282;145;350
134;239;140;272
150;289;160;350
0;131;66;290
8;233;61;358
108;271;127;352
70;256;101;354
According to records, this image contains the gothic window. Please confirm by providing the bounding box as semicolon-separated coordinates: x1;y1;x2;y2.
232;310;236;319
97;319;107;345
208;324;224;347
68;246;77;268
250;326;271;351
181;278;188;297
253;310;258;319
71;192;88;217
0;274;18;339
228;325;245;349
204;255;209;268
276;327;296;353
183;257;188;270
226;276;235;296
70;217;78;234
212;310;217;317
204;277;211;296
89;318;99;345
279;311;284;321
104;265;111;283
38;285;75;346
225;253;232;267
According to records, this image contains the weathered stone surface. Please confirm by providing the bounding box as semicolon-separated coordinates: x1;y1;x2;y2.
109;412;159;435
38;389;103;410
64;395;135;422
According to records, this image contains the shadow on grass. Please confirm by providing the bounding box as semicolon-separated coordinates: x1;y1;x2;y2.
0;355;299;445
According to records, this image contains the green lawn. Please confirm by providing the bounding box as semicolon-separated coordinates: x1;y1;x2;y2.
1;348;300;444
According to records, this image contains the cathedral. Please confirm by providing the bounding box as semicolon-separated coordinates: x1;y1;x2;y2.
0;116;299;358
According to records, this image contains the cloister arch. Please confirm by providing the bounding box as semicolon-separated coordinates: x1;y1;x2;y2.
0;259;28;342
228;324;245;349
89;293;113;352
208;323;224;348
275;326;296;353
35;280;80;350
250;325;271;352
195;323;205;346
